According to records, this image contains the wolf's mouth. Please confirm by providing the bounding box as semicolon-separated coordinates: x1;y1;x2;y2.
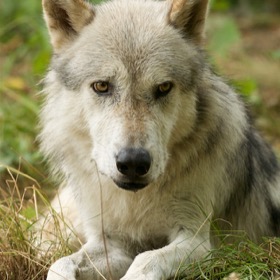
113;180;148;191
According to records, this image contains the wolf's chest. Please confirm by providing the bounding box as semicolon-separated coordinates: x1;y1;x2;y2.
102;190;173;242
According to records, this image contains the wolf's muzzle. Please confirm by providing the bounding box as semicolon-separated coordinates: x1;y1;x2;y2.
115;148;151;191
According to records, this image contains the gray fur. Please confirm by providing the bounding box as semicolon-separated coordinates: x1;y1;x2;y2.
39;0;280;279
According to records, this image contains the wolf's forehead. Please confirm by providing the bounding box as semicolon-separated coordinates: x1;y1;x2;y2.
96;0;169;30
91;0;171;53
80;0;180;73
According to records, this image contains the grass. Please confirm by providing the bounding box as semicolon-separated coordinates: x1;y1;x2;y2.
179;239;280;279
1;168;280;279
0;169;49;279
1;166;280;279
1;0;280;279
0;166;74;280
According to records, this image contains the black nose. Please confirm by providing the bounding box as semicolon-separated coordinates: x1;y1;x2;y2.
116;148;151;178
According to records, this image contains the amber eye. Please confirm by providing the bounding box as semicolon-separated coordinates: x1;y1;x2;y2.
91;81;110;95
155;82;173;99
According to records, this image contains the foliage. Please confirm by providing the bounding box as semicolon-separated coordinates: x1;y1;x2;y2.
0;168;73;279
1;168;280;280
270;50;280;60
179;238;280;279
211;0;280;12
207;17;241;57
0;0;50;180
0;0;50;75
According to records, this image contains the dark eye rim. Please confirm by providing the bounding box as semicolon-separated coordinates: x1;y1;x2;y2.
155;81;173;99
91;81;111;95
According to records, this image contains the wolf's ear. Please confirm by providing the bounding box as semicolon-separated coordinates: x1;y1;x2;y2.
168;0;209;45
42;0;95;52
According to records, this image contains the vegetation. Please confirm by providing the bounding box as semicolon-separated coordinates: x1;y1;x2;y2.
0;171;74;279
179;237;280;279
0;0;279;279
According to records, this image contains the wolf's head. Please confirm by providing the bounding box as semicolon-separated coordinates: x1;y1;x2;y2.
42;0;209;191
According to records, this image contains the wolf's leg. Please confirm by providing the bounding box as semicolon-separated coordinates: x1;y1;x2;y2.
47;241;133;280
121;230;210;280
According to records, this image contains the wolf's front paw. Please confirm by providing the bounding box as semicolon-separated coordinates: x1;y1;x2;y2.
47;256;78;280
120;251;164;280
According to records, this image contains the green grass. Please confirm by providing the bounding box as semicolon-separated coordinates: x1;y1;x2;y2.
0;167;74;279
0;168;49;279
179;239;280;279
1;169;279;279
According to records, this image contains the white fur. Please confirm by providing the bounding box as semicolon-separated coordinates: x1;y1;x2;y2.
39;0;280;279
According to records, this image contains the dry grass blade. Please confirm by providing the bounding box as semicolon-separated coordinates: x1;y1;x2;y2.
0;166;73;280
1;166;280;280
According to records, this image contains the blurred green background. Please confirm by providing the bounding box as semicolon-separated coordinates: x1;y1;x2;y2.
0;0;280;189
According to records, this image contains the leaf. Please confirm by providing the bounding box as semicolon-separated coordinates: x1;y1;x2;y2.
270;49;280;60
211;0;231;12
233;79;258;97
21;206;36;220
232;78;261;105
208;17;241;58
4;77;27;91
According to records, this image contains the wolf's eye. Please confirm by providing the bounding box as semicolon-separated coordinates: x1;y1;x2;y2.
91;81;110;95
155;82;173;99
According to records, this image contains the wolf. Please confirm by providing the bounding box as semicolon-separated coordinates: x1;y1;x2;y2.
39;0;280;279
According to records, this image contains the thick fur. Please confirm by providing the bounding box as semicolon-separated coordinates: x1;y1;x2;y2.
40;0;280;279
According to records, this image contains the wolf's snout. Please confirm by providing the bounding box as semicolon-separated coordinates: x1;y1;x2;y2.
116;148;151;178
